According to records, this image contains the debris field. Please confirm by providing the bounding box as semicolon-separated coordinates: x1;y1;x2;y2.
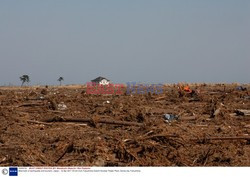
0;84;250;166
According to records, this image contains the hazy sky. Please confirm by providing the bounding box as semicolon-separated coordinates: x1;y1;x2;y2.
0;0;249;85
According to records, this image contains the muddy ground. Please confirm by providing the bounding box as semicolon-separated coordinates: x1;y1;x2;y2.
0;84;250;166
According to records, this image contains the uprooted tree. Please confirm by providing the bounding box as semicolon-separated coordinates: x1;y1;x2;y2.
20;75;30;86
58;77;64;86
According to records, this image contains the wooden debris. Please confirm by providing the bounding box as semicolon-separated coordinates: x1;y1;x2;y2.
213;108;221;117
18;103;44;107
42;117;143;126
179;116;196;121
191;136;250;141
26;120;52;126
154;96;166;101
235;109;250;116
142;134;179;140
196;124;208;127
244;124;250;128
48;99;58;110
55;142;74;163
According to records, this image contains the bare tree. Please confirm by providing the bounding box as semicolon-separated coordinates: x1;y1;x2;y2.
20;75;30;86
58;77;64;86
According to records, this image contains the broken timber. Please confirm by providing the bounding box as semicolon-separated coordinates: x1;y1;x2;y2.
235;109;250;116
55;142;74;163
191;136;250;141
42;117;143;126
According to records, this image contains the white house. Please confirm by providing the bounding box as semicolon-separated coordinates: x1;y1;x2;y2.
91;76;110;85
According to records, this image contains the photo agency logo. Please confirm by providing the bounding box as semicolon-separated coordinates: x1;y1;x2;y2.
86;82;125;95
1;168;8;175
9;167;18;176
126;82;163;95
86;82;163;95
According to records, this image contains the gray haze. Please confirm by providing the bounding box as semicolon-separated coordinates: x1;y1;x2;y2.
0;0;249;85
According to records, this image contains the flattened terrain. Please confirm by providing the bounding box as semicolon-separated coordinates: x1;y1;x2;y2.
0;84;249;166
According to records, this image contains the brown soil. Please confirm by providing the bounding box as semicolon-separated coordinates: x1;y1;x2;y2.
0;84;250;166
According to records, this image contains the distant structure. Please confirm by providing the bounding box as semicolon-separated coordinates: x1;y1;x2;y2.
91;76;110;85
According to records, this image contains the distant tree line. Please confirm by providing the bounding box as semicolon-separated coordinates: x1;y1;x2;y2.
19;75;64;86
